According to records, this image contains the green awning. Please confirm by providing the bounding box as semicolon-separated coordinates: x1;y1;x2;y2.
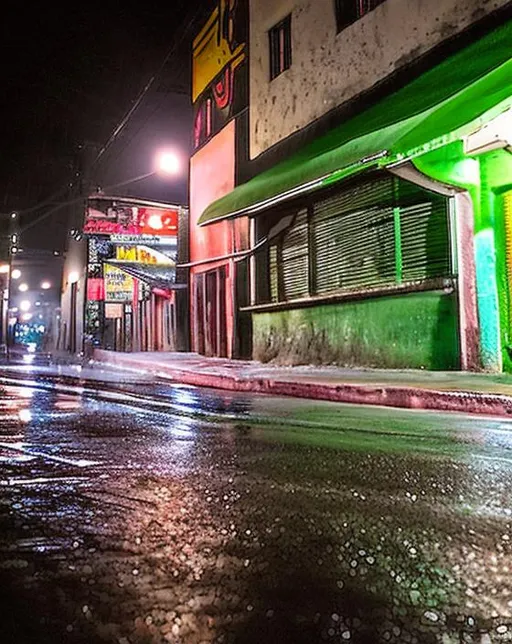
199;21;512;226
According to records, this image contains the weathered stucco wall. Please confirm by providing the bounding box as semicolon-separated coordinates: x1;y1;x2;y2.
252;291;460;369
249;0;508;159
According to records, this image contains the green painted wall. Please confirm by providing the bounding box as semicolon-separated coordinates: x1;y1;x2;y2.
414;144;512;372
253;291;460;370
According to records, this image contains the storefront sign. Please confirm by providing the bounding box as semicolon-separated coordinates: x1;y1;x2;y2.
115;245;175;265
104;303;124;319
87;278;105;301
104;264;133;302
109;234;177;247
84;199;179;237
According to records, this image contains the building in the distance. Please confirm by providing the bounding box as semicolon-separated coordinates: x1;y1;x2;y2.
60;194;188;355
192;0;512;372
6;249;63;352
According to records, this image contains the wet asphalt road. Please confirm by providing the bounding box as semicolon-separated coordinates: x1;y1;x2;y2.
0;363;512;644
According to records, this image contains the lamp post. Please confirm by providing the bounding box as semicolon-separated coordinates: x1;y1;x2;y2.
68;271;80;355
0;264;9;352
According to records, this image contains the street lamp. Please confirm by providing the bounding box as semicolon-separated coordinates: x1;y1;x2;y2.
11;269;21;280
19;283;29;292
155;150;181;176
97;150;183;193
41;281;51;290
19;300;31;312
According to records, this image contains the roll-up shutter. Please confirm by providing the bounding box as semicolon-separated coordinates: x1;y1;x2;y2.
258;174;452;306
400;198;451;282
280;208;309;300
269;244;279;303
313;202;395;294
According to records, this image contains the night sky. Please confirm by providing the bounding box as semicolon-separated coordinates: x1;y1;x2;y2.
0;1;212;250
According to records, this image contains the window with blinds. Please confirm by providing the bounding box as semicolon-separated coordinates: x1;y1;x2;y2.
262;175;452;305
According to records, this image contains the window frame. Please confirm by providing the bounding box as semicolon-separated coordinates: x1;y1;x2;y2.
269;14;292;81
334;0;387;34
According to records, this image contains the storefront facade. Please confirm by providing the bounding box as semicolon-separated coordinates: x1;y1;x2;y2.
83;195;187;353
188;0;251;359
198;20;512;371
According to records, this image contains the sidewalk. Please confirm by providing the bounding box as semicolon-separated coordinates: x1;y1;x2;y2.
93;349;512;418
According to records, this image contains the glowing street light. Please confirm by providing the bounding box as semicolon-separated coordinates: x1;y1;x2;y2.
156;150;181;176
18;283;29;292
68;271;79;284
41;281;51;290
19;300;31;312
98;149;183;194
11;269;21;280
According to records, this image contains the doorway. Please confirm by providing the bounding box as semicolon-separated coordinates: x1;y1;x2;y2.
194;265;228;357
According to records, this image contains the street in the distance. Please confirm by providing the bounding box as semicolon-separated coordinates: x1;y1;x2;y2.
0;363;511;644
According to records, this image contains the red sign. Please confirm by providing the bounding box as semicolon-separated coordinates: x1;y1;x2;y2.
84;201;179;237
87;278;105;301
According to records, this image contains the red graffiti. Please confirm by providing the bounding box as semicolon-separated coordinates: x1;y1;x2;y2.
213;67;233;110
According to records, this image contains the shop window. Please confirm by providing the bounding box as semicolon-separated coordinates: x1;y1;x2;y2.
269;15;292;80
258;175;452;306
335;0;386;33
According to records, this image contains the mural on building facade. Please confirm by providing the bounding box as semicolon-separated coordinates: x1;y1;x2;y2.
192;0;247;150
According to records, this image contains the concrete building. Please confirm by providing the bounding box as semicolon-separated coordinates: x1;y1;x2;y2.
194;0;512;371
188;0;252;358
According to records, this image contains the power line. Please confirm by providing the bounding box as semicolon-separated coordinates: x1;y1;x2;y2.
90;3;204;170
19;170;177;235
13;2;206;233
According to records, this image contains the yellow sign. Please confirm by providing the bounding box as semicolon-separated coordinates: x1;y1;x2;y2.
115;245;174;265
104;264;133;302
192;0;246;103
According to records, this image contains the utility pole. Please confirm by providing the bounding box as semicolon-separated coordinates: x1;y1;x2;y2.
0;211;19;352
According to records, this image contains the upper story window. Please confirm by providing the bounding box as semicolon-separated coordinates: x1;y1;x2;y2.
335;0;386;33
269;15;292;80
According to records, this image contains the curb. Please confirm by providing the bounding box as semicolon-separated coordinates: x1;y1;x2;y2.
93;350;512;418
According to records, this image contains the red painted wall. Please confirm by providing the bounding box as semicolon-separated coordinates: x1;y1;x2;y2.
189;120;236;263
189;121;236;356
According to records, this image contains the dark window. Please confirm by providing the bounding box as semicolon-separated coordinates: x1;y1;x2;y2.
335;0;386;33
269;15;292;80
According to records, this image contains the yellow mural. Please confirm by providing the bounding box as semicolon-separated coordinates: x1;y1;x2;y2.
192;0;246;103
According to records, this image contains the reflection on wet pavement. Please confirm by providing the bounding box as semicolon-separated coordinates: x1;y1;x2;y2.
0;364;511;643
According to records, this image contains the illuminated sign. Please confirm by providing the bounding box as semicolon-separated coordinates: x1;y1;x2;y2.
115;245;175;265
86;278;105;301
104;264;133;302
84;200;179;237
109;234;177;247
